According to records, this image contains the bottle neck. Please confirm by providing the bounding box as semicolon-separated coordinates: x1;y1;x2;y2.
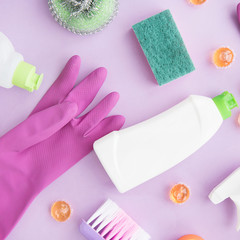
212;91;238;120
12;61;43;92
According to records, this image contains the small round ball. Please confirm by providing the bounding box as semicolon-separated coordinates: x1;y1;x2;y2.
213;47;234;68
51;200;71;222
178;234;204;240
189;0;206;5
170;183;190;204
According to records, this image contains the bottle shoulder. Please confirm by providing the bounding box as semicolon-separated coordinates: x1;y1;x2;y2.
188;95;222;119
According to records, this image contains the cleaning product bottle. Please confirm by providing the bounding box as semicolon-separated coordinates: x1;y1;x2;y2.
94;91;238;193
209;167;240;231
0;32;43;92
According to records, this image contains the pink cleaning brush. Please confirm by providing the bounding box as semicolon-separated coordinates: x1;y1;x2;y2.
79;199;150;240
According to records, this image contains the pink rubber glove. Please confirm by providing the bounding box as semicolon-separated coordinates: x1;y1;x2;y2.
237;3;240;24
0;56;125;239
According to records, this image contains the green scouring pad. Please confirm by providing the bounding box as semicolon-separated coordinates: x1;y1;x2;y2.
48;0;118;35
132;10;195;86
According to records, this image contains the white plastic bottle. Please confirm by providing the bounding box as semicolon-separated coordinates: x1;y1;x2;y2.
0;32;43;92
94;92;238;193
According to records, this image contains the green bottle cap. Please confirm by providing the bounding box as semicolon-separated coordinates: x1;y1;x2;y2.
12;61;43;92
213;91;238;120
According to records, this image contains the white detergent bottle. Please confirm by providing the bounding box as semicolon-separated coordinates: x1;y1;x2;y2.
0;32;43;92
94;92;238;193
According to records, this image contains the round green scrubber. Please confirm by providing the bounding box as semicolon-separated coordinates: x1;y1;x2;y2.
48;0;119;35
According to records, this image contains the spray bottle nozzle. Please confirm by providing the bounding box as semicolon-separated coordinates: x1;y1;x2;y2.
209;167;240;231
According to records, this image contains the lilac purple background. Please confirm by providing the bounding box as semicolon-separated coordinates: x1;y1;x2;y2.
1;0;240;239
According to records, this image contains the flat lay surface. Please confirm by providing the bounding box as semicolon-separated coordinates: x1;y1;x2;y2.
0;0;240;239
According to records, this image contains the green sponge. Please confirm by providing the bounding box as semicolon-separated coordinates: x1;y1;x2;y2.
132;10;195;86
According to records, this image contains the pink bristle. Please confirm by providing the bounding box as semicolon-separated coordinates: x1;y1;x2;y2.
107;216;129;240
115;216;139;240
100;212;125;238
103;212;127;240
86;200;150;240
120;224;139;240
105;212;137;240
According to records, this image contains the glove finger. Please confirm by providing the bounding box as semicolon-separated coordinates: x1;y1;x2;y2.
79;92;120;135
86;115;125;139
63;67;107;116
30;55;81;116
0;102;77;152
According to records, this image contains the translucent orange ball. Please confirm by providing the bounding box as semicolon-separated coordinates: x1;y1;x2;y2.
189;0;206;5
170;183;190;204
178;234;204;240
238;114;240;126
213;47;234;68
51;201;71;222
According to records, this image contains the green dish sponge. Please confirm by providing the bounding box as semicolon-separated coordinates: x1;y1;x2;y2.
132;10;195;86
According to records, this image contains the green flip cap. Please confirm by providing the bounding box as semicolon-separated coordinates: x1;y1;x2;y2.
213;91;238;120
12;61;43;92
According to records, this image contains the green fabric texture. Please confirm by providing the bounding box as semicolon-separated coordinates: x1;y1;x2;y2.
132;10;195;86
